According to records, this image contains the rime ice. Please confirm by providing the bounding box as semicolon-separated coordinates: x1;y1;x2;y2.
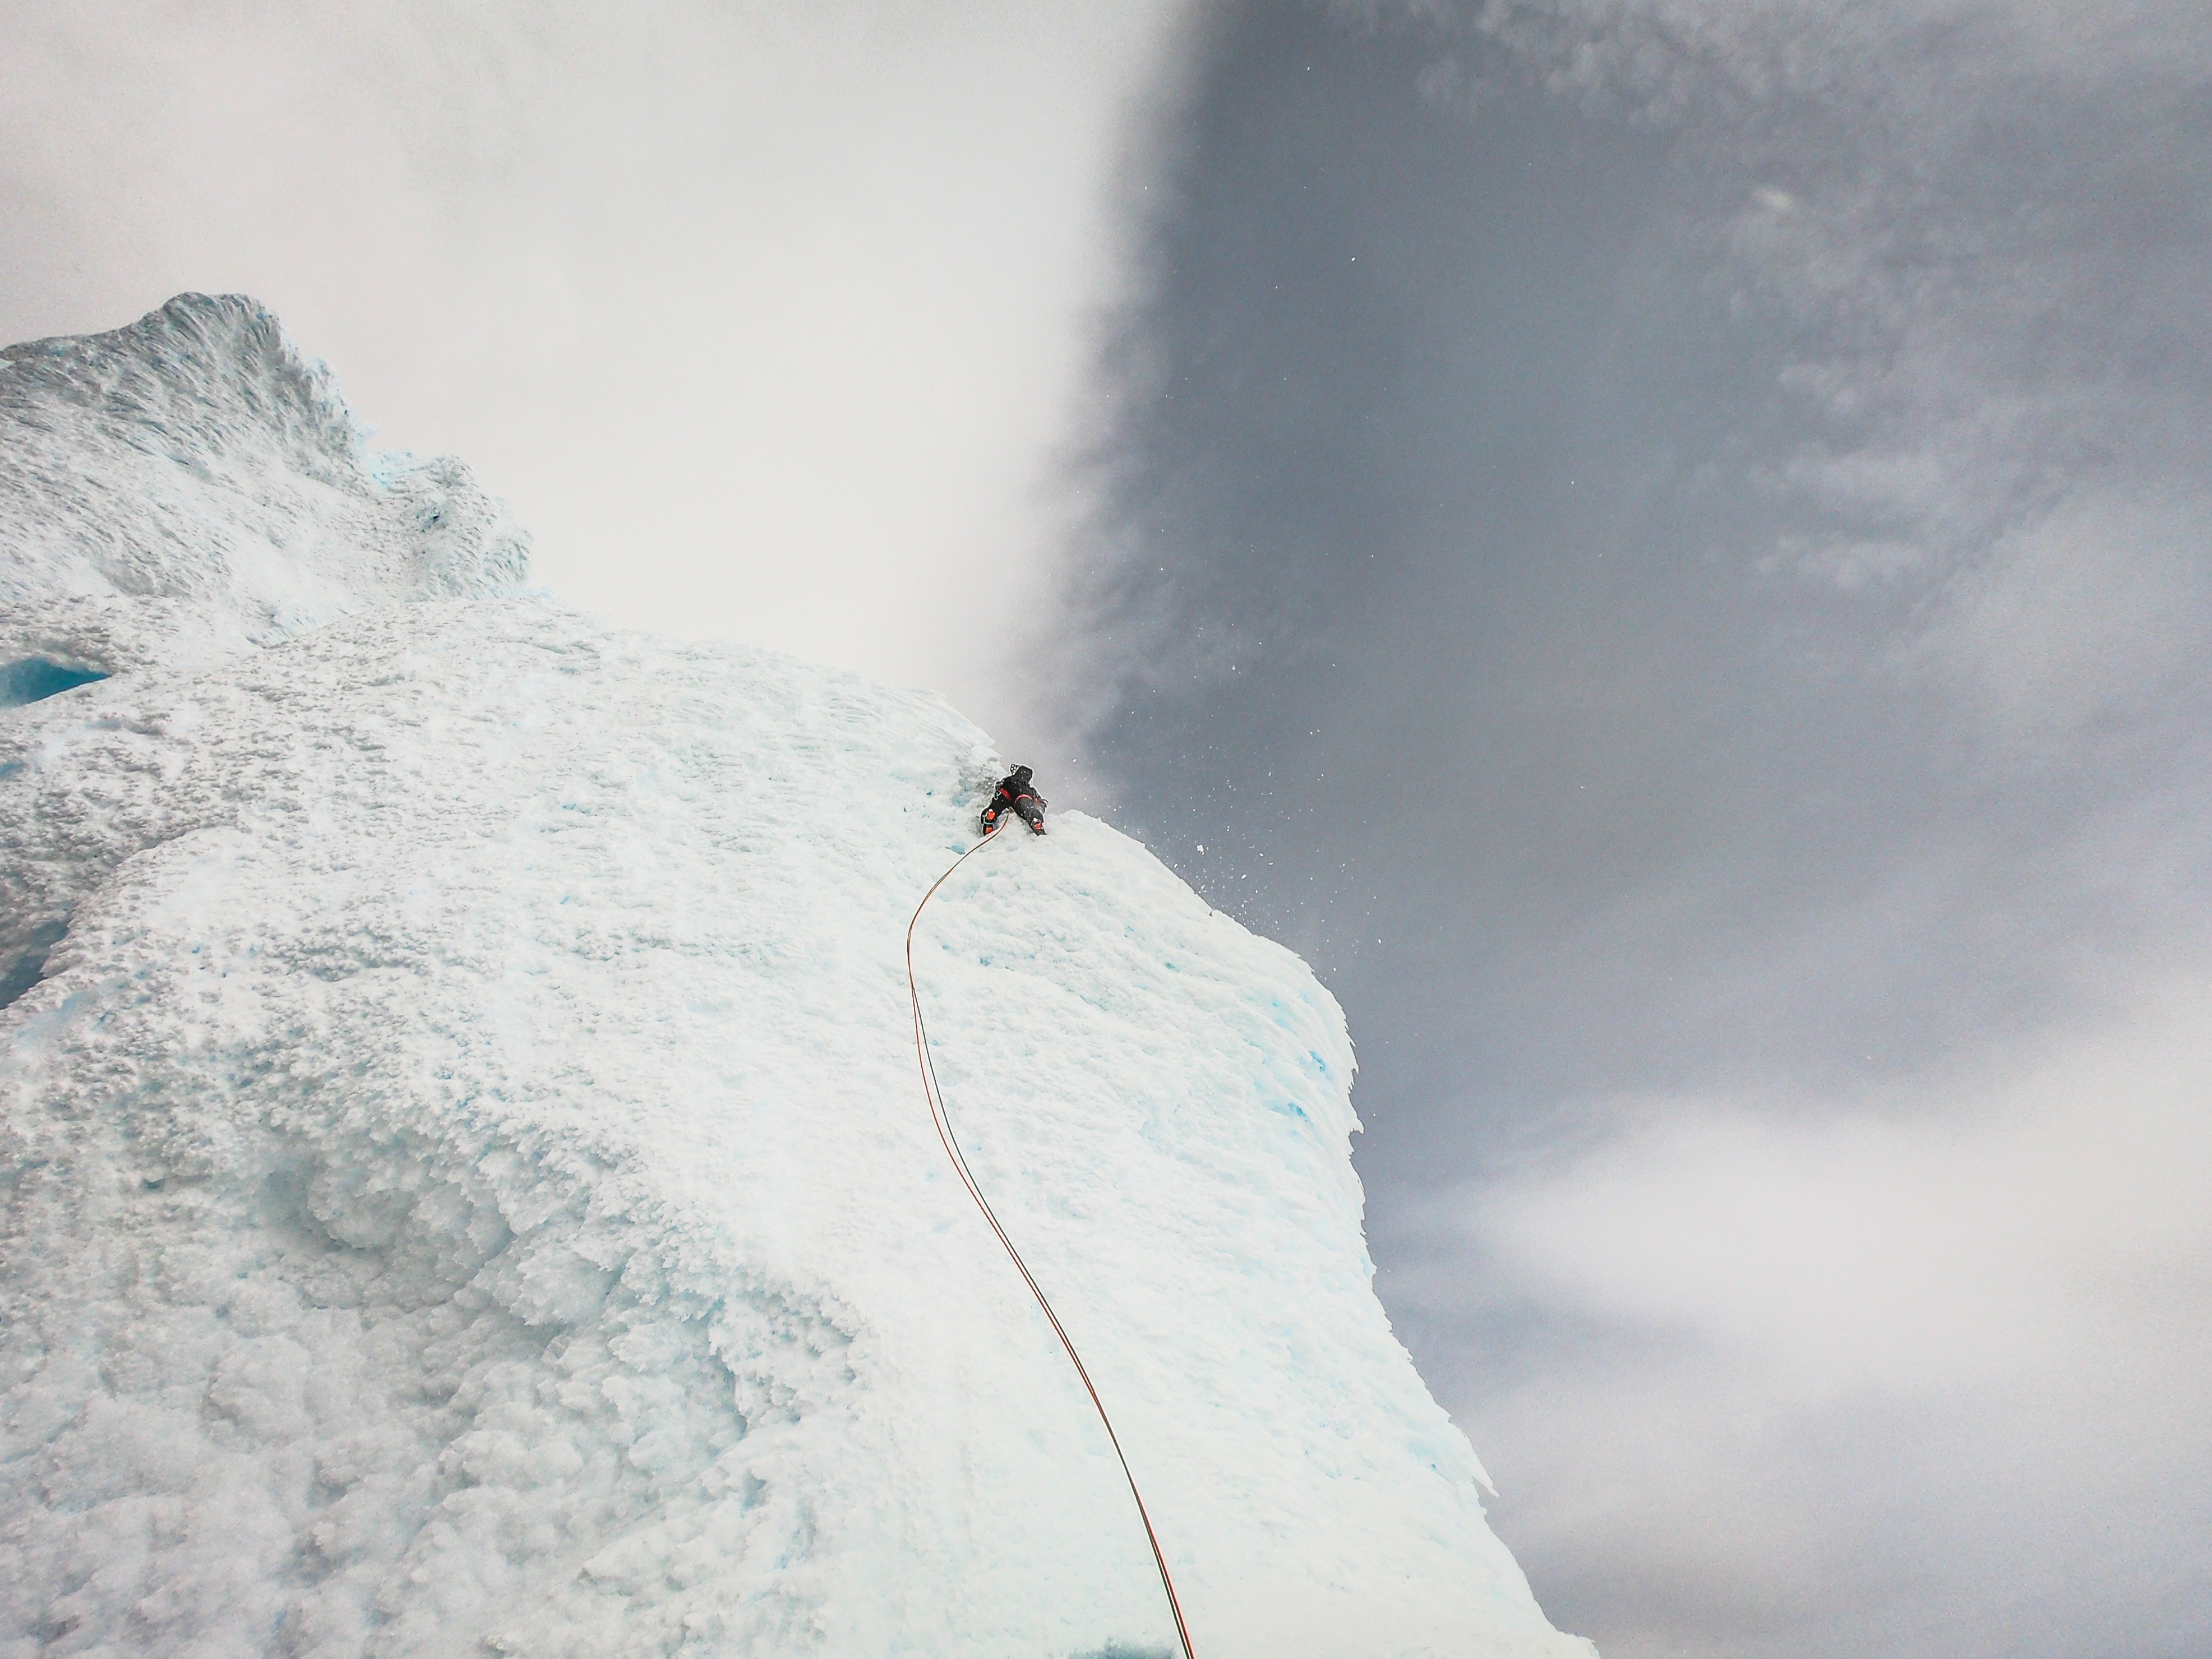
0;299;1591;1659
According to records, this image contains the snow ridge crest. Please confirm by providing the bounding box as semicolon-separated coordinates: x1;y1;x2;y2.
1;293;530;677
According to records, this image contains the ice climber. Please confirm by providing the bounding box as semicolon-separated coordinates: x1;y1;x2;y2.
980;765;1047;837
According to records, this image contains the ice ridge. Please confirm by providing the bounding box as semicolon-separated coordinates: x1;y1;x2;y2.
0;301;1594;1659
0;293;530;677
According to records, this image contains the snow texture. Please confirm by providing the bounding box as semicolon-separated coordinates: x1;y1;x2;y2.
0;294;529;681
0;298;1594;1658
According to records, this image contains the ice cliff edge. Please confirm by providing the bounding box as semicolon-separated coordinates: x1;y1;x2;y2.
0;299;1593;1659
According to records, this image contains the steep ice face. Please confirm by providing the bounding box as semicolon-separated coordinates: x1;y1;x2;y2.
0;303;1593;1659
0;293;530;678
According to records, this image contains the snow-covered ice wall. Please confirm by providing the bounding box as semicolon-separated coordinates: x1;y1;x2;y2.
0;299;1594;1659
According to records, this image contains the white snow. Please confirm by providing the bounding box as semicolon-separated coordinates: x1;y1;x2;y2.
0;298;1594;1659
0;294;529;680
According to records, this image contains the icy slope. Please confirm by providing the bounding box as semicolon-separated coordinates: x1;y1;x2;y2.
0;302;1592;1659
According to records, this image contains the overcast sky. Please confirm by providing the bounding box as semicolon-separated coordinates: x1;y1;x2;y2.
1052;6;2212;1658
7;4;2209;1658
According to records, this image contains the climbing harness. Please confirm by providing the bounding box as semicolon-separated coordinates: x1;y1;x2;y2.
905;824;1199;1659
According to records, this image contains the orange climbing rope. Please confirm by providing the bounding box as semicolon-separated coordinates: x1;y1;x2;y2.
904;822;1199;1659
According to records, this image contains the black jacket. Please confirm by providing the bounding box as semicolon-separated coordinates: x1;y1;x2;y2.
990;770;1045;810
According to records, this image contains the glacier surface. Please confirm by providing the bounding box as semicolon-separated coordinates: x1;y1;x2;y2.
0;297;1592;1658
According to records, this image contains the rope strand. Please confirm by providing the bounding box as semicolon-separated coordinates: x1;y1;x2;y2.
905;824;1198;1659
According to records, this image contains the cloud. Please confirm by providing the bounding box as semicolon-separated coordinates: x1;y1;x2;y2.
1405;0;2212;757
1904;489;2212;745
1460;981;2212;1394
1047;5;2212;1653
1383;973;2212;1657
